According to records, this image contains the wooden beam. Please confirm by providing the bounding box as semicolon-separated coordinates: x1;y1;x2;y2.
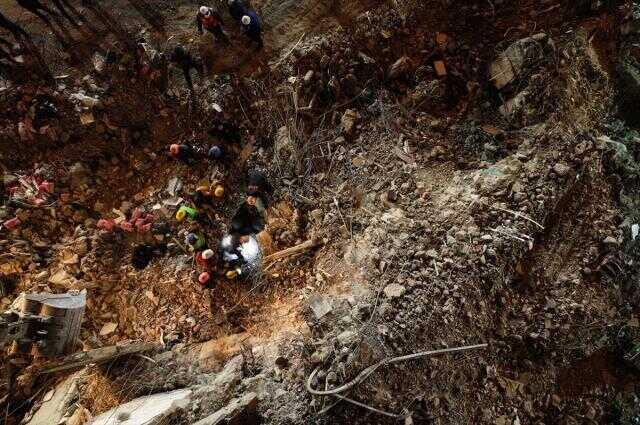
39;342;160;374
264;239;322;262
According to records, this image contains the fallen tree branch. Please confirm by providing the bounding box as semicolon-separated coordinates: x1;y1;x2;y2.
264;238;322;262
39;342;160;374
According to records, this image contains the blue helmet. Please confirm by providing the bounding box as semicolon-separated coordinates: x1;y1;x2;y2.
186;233;198;246
208;145;223;159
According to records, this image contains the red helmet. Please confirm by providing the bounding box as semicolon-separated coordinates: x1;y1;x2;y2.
199;272;211;285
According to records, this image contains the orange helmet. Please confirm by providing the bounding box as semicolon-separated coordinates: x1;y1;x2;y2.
169;144;180;156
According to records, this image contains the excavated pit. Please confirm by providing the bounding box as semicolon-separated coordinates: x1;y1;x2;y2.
1;0;640;424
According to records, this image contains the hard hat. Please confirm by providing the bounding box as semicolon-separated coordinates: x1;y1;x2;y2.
175;209;186;222
208;145;222;159
199;6;210;15
214;185;225;198
186;233;198;246
199;272;210;284
227;0;235;5
241;15;251;25
169;144;180;156
202;249;215;260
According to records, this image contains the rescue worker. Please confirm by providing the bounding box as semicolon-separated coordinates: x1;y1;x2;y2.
247;170;272;199
186;232;206;252
135;39;168;92
240;11;263;49
227;0;247;22
169;44;203;92
220;233;261;280
230;194;265;236
196;6;230;45
208;145;224;160
169;143;199;164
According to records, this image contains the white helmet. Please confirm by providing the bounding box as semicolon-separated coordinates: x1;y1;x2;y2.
241;15;251;25
202;249;215;260
199;6;210;15
227;0;235;5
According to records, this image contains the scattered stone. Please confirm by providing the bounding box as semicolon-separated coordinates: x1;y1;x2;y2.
553;162;571;176
192;392;257;425
99;322;118;336
336;330;358;346
340;109;359;137
309;295;333;319
384;283;406;299
388;56;412;79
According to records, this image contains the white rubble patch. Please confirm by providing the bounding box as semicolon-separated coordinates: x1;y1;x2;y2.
90;389;192;425
26;371;84;425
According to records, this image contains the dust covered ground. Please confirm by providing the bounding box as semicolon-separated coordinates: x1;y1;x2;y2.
1;0;640;424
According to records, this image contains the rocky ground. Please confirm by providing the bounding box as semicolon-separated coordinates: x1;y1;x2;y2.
1;0;640;424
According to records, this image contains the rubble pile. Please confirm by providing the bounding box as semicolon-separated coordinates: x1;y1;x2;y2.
1;0;639;424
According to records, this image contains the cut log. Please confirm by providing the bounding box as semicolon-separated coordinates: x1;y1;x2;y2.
264;239;322;262
40;342;160;374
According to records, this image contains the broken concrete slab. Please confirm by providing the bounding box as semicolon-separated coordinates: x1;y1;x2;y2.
91;389;192;425
193;392;258;425
26;371;84;425
489;33;554;90
308;294;333;319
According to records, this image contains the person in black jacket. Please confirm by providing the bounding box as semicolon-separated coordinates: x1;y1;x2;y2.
230;195;265;236
169;44;203;92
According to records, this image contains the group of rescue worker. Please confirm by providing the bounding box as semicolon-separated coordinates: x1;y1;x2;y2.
0;1;264;91
197;2;263;49
133;2;264;93
165;101;272;287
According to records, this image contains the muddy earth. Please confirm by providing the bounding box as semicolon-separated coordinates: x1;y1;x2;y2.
1;0;640;424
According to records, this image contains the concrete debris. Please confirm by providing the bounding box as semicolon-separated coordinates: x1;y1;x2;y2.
309;295;333;319
383;283;406;299
553;162;571;176
91;389;192;425
25;371;85;425
489;33;554;89
193;392;258;425
388;56;412;79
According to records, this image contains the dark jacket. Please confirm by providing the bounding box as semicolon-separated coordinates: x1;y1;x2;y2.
228;0;247;21
196;9;224;33
231;202;264;236
248;170;272;195
241;11;261;36
170;47;202;90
